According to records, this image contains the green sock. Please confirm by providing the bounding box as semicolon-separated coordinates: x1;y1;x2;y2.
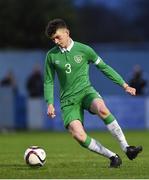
103;114;115;125
80;135;91;148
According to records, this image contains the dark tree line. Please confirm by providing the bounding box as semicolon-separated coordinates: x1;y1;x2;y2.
0;0;76;49
75;0;149;44
133;0;149;42
0;0;149;49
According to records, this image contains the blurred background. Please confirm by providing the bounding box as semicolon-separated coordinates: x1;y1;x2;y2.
0;0;149;132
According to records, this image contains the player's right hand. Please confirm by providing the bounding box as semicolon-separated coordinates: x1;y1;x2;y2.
47;104;56;118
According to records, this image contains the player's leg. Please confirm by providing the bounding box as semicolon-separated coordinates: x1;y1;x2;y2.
90;98;128;151
68;120;122;167
90;98;142;160
61;101;122;167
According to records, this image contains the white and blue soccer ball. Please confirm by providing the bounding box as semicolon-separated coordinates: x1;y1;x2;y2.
24;146;46;166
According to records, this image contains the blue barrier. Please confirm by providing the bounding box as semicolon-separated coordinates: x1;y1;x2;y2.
14;94;27;129
104;96;146;129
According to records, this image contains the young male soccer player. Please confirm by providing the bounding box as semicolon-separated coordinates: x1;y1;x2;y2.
44;18;142;168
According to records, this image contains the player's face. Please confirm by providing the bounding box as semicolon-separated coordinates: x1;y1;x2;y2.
51;28;70;48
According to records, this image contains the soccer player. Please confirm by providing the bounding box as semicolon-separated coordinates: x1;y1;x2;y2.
44;18;142;168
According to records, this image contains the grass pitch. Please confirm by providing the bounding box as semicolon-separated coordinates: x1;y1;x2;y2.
0;130;148;179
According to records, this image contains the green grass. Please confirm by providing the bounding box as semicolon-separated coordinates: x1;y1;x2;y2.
0;130;148;179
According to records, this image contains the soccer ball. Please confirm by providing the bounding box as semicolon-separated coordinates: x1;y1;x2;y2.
24;146;46;166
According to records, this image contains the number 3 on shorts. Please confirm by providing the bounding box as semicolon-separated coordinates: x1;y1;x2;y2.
65;63;71;73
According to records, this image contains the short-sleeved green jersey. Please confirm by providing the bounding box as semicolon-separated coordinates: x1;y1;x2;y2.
44;41;125;104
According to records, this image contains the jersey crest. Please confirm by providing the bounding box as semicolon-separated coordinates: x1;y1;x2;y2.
74;55;82;63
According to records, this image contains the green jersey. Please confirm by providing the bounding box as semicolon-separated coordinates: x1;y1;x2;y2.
44;41;125;104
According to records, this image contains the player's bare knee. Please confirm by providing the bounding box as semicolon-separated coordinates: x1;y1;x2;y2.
98;107;110;118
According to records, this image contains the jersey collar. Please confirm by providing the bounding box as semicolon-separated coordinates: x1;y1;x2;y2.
59;39;74;53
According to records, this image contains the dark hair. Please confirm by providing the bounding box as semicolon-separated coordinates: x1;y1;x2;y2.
45;18;68;38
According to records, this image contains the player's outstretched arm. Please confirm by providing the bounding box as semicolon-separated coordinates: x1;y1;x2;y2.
123;83;136;96
47;104;56;118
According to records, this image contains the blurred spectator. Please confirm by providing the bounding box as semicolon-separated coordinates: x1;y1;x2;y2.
26;64;43;98
0;70;18;94
129;65;147;96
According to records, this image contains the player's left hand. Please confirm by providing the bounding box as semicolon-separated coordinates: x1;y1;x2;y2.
123;83;136;96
